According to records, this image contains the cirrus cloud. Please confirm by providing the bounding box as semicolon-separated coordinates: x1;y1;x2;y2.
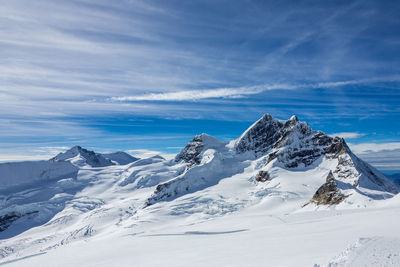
329;132;367;139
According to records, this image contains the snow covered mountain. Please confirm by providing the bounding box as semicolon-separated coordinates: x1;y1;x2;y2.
51;146;115;167
1;114;399;266
147;114;397;207
51;146;138;167
101;152;139;165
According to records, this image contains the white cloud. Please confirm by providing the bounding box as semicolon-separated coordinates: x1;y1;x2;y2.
0;146;69;163
0;154;51;162
348;143;400;171
110;84;294;101
110;77;400;102
348;142;400;154
329;132;366;139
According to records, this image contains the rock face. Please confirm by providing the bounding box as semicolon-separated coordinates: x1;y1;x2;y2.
52;146;115;167
145;113;398;207
255;170;270;182
235;114;348;168
0;211;38;232
236;114;288;156
175;134;225;166
175;135;205;166
310;171;348;205
145;177;189;207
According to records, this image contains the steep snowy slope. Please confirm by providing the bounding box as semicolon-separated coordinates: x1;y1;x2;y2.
0;160;79;239
101;152;139;165
0;161;78;189
0;114;398;266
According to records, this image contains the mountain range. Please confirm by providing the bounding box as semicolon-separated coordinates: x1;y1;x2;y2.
0;114;399;266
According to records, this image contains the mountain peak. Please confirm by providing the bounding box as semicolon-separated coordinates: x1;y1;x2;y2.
52;146;115;167
69;145;82;152
235;114;294;156
234;114;353;168
147;113;398;210
260;113;274;121
289;115;298;121
175;134;224;165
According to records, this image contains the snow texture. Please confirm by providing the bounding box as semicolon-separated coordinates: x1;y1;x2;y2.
101;152;139;165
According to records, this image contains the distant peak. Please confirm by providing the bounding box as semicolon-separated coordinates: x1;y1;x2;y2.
175;133;224;165
195;133;210;139
52;146;115;167
289;115;298;122
69;145;88;153
194;133;218;142
261;113;273;121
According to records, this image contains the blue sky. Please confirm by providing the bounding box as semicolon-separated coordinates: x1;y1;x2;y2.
1;0;399;173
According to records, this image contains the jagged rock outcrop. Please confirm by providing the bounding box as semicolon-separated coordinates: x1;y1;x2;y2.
334;151;399;194
175;134;225;167
145;113;398;207
175;135;205;166
145;177;189;207
235;113;349;169
310;171;348;205
236;114;287;156
255;170;271;182
0;211;38;232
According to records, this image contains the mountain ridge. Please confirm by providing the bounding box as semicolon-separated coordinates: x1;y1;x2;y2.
148;114;397;207
0;113;398;264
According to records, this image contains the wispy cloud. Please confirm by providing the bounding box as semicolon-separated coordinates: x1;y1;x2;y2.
110;78;400;102
110;84;292;101
329;132;366;139
348;142;400;171
348;142;400;154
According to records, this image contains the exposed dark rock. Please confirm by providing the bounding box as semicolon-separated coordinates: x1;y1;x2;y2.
0;211;39;232
145;177;188;207
175;135;204;166
146;114;398;208
236;114;347;169
175;134;214;166
266;151;278;165
324;137;348;157
255;170;270;182
236;116;354;169
310;172;348;205
236;114;285;156
279;148;322;168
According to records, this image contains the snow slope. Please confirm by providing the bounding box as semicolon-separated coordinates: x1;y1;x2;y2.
0;160;78;189
101;152;139;165
0;114;399;266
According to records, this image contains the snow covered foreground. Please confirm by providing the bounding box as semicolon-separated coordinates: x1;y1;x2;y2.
1;114;399;266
